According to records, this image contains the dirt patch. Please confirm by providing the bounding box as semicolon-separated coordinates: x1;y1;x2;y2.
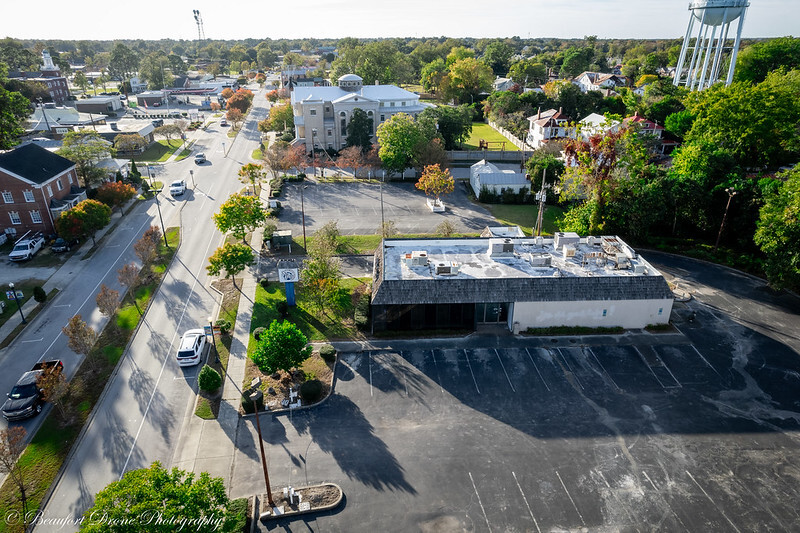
243;351;334;413
261;483;341;513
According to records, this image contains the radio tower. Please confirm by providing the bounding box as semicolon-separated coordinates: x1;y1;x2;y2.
193;9;206;41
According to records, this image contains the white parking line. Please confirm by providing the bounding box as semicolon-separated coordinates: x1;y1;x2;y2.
632;345;666;389
555;348;584;390
524;348;551;392
463;349;481;394
430;350;445;396
686;470;741;533
689;344;723;378
494;349;516;392
468;472;491;532
512;471;541;533
21;338;43;343
556;470;586;526
586;347;621;392
642;471;658;491
660;358;683;388
368;351;373;397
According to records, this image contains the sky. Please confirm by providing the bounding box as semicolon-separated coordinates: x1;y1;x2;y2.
1;0;797;41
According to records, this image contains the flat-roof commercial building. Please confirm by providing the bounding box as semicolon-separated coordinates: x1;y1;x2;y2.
371;234;674;333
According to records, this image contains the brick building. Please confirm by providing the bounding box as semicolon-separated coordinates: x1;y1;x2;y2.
0;144;85;238
8;50;70;105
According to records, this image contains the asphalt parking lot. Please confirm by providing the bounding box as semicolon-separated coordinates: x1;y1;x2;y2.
231;305;800;532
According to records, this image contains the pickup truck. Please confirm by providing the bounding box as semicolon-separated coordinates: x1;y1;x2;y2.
2;360;63;421
9;232;45;261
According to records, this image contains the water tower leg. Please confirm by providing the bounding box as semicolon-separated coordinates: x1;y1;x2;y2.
686;8;708;89
674;14;696;86
710;15;730;84
697;23;717;90
726;9;748;86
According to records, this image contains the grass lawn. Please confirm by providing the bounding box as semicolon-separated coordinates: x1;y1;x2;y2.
463;122;520;151
251;148;262;160
481;203;565;236
136;140;182;162
0;289;58;350
0;279;46;330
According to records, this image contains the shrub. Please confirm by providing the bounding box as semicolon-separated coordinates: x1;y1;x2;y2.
215;318;232;335
276;300;288;318
260;278;270;289
299;379;323;402
319;344;336;362
198;365;222;392
33;286;47;303
254;327;265;341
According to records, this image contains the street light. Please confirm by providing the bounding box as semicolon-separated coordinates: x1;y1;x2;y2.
249;377;274;507
714;187;738;251
189;169;196;188
300;184;307;251
7;283;26;324
222;141;227;158
311;129;318;178
148;167;170;250
207;316;219;363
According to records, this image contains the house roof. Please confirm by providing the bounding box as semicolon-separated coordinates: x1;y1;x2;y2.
623;113;664;130
0;143;75;184
292;84;421;105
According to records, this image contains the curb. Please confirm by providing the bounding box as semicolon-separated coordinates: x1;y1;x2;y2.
258;482;343;520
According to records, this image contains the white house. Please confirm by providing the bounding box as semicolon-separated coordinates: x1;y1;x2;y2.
493;77;515;92
470;160;530;197
290;74;433;152
578;113;620;140
526;108;573;149
573;72;629;93
622;113;664;139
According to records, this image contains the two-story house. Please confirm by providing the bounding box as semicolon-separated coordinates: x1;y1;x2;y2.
573;72;629;93
290;74;434;152
526;108;573;149
0;144;86;237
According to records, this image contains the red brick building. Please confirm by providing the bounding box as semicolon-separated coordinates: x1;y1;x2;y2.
0;144;86;238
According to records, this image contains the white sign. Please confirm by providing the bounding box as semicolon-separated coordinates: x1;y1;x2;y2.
278;268;299;283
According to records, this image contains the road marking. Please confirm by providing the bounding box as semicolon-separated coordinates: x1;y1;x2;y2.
690;344;723;377
22;338;43;343
512;471;541;533
686;470;741;533
468;472;491;532
430;350;445;396
642;471;658;491
556;470;586;526
660;357;683;388
106;244;121;248
632;345;666;389
53;304;71;308
524;348;550;391
586;347;622;392
555;348;584;390
463;349;480;394
494;349;516;392
368;351;373;397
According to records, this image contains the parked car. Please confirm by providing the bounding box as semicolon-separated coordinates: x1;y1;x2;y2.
51;237;78;253
220;119;228;127
176;329;207;367
194;152;206;164
2;361;63;421
9;231;45;261
169;179;186;196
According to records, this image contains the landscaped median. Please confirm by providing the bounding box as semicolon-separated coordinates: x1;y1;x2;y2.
0;227;180;533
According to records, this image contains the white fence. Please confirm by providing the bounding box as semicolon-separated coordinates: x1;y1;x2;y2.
488;121;536;151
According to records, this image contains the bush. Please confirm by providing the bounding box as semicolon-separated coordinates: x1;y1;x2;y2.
319;344;336;362
198;365;222;392
276;300;288;318
215;318;232;335
241;392;265;414
299;379;323;402
260;278;270;289
254;326;265;341
280;131;294;142
33;286;47;303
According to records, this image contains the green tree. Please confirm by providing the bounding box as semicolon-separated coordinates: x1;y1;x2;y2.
139;52;170;90
153;124;182;144
237;163;265;195
376;113;423;175
206;243;254;290
256;48;278;69
418;105;473;150
482;40;514;76
72;199;112;245
754;164;800;290
80;462;244;533
73;71;90;94
415;164;454;204
508;59;547;87
107;43;139;86
442;57;494;104
259;102;293;132
213;194;268;242
734;37;800;84
420;58;447;93
664;110;694;139
526;149;565;191
446;46;475;67
251;320;312;375
0;83;29;150
301;221;342;316
331;41;413;84
345;108;374;152
58;130;111;187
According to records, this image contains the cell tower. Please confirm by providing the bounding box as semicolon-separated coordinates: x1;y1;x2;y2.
673;0;749;91
193;9;206;41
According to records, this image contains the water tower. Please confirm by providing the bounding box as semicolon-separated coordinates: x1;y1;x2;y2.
673;0;750;91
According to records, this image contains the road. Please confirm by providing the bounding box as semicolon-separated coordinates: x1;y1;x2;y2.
36;86;269;527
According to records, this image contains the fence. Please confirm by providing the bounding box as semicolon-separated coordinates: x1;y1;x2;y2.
488;121;536;151
446;150;532;164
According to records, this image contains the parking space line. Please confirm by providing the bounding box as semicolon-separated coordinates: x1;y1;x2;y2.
524;348;551;392
556;470;586;527
494;349;516;393
468;472;492;532
728;473;789;531
368;351;373;397
660;359;683;388
642;471;658;491
512;471;541;533
585;347;622;392
686;470;742;533
632;345;666;389
555;348;584;390
689;344;723;378
463;349;481;395
430;350;445;396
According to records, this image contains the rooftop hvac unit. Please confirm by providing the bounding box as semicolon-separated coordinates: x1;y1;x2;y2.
535;236;543;247
587;236;601;246
554;232;580;250
402;250;428;267
528;253;552;267
562;246;576;258
435;261;460;276
633;263;647;274
488;238;515;257
615;255;631;269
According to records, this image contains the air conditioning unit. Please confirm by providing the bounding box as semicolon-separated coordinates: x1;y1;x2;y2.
488;238;515;257
435;261;460;276
633;263;647;274
529;253;552;267
562;246;576;258
554;231;580;250
402;250;428;267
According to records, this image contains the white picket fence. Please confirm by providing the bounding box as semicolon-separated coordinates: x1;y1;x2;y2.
488;121;536;152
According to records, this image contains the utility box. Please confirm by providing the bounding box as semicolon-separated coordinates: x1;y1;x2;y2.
272;230;292;247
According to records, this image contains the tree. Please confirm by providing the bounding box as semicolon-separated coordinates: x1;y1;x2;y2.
108;43;139;84
251;320;312;375
420;58;447;93
331;41;413;85
95;181;136;212
412;137;448;171
754;164;800;291
73;71;90;94
225;88;254;114
441;57;493;104
220;88;234;100
139;52;171;90
213;194;268;242
437;220;456;237
526;148;565;191
133;233;157;265
237;163;264;195
345;108;373;152
226;107;244;129
482;40;514;76
376;113;423;175
114;133;147;155
80;462;244;533
74;199;112;245
664;110;694;139
206;242;254;290
62;314;97;357
338;146;368;178
0;427;30;524
418;105;473;150
734;37;800;84
283;144;308;176
96;284;120;318
416;164;455;204
378;220;398;238
117;262;141;314
153;124;182;144
508;59;547;87
58;130;111;188
259;103;293;133
257;48;278;69
37;368;69;419
263;141;290;180
301;222;342;316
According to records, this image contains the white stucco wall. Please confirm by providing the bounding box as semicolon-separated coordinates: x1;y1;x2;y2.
513;298;673;329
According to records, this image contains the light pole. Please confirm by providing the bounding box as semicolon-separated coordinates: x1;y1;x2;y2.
189;169;196;188
222;141;227;158
300;184;307;251
208;315;218;363
311;129;317;178
249;377;274;507
7;283;26;324
149;167;170;250
714;187;737;251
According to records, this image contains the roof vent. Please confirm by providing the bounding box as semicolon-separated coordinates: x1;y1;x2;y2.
402;250;428;267
435;261;460;276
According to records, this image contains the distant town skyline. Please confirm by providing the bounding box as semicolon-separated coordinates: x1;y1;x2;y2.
1;0;796;42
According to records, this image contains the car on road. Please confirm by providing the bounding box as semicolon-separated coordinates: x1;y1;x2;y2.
170;179;187;196
51;237;78;253
2;360;63;421
194;152;206;164
176;329;207;367
220;119;228;127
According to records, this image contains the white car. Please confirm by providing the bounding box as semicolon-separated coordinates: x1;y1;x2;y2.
176;329;207;367
169;179;186;196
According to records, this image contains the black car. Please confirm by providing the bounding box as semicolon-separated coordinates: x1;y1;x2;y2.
51;237;78;253
2;361;63;421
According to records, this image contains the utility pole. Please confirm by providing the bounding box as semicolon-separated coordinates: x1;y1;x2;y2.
535;168;547;237
714;187;737;251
